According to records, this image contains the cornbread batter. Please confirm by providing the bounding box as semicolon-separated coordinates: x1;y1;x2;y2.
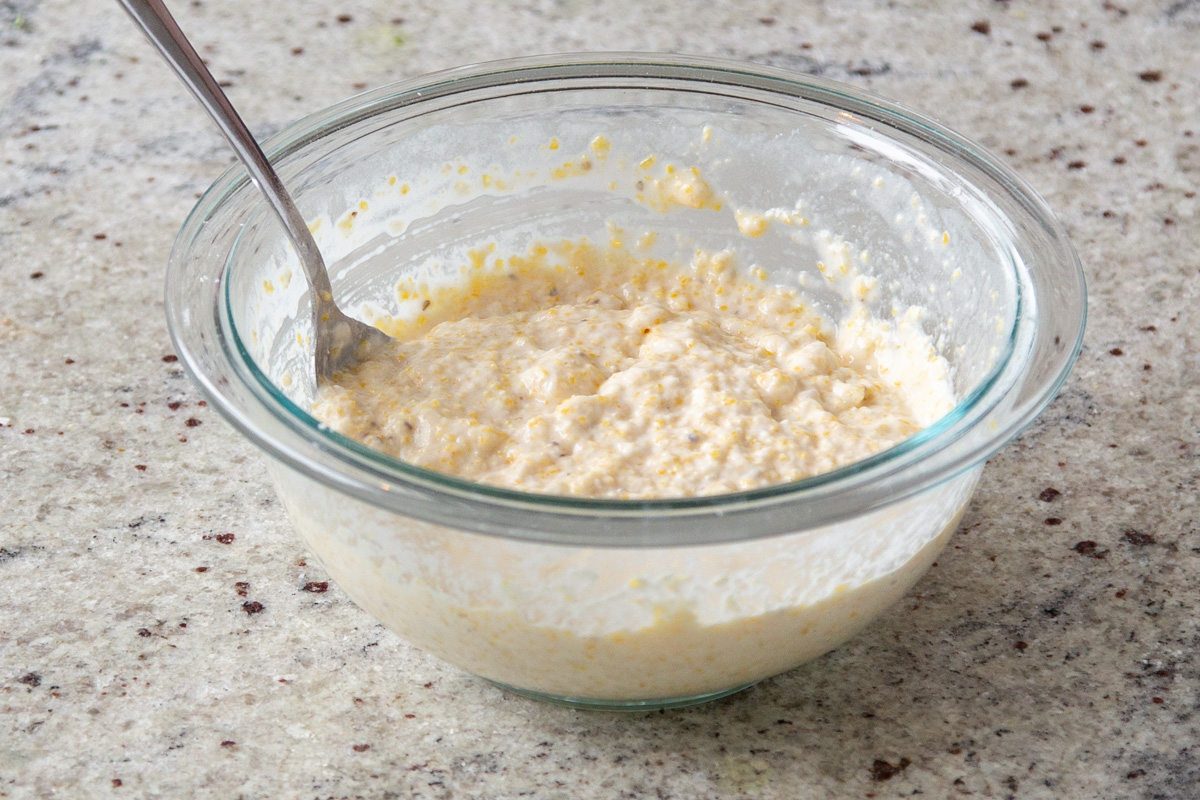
312;240;953;497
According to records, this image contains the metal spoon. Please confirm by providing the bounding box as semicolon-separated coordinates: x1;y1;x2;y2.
118;0;391;381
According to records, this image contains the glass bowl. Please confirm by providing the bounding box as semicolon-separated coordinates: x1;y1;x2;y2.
166;54;1085;710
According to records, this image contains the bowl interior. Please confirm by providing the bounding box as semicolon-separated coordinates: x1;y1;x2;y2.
224;82;1019;456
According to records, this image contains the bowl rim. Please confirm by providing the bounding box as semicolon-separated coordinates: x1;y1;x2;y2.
167;52;1087;546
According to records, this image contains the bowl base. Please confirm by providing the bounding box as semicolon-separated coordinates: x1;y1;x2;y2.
488;680;760;711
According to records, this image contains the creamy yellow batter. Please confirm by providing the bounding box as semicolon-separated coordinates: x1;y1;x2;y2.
312;240;952;498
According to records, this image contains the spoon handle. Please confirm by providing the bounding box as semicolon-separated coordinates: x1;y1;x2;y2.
116;0;334;301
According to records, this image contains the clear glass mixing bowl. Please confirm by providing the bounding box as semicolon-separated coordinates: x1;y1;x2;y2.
166;54;1085;710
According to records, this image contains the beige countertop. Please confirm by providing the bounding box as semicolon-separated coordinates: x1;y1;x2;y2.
2;1;1197;797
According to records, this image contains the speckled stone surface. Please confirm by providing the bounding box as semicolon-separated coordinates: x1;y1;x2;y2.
1;1;1197;797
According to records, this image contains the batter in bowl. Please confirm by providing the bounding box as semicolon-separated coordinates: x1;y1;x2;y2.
312;238;953;497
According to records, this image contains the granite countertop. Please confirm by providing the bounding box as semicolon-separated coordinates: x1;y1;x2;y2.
2;0;1197;797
